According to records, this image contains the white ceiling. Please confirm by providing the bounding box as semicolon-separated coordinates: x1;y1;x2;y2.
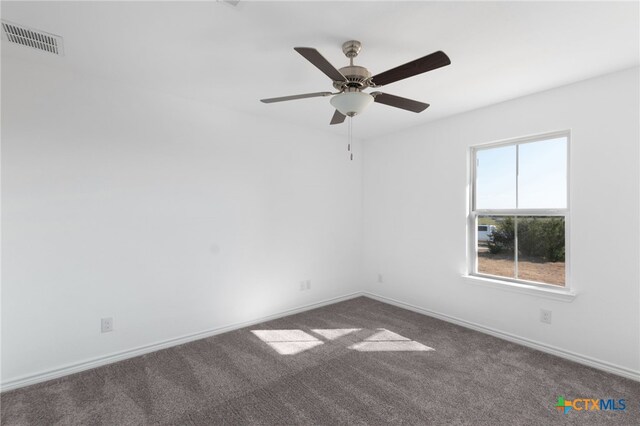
2;1;639;139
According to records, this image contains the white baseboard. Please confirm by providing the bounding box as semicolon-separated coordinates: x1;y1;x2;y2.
1;292;365;392
363;292;640;382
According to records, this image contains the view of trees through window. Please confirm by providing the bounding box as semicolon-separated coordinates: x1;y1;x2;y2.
476;216;565;286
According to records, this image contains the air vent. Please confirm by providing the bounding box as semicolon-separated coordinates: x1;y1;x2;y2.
219;0;241;6
1;21;63;55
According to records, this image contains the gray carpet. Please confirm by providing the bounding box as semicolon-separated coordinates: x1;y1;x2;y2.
2;296;639;425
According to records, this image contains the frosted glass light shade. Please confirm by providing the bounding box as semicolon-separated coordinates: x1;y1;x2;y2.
330;92;374;116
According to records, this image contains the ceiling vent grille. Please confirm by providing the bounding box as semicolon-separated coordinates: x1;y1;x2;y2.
1;21;63;55
219;0;241;7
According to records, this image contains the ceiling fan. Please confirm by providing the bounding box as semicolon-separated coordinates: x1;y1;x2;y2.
260;40;451;125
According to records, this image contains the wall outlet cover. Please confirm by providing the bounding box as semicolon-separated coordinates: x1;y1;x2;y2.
101;317;113;333
540;309;552;324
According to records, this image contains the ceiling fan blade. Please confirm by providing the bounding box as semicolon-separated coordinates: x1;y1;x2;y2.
372;51;451;86
260;92;333;103
372;92;430;113
294;47;347;82
330;109;346;125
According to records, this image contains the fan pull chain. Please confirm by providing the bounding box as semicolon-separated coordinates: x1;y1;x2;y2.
348;117;353;161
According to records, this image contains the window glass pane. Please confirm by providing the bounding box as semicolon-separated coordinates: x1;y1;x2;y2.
518;137;567;209
475;145;516;209
477;216;514;279
516;216;565;286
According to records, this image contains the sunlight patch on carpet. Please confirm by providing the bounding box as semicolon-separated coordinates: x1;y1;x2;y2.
251;330;323;355
349;340;433;352
364;329;410;341
252;328;433;354
311;328;361;340
349;328;433;352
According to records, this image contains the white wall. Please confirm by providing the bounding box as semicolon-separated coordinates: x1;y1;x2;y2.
363;67;640;374
1;57;363;384
3;52;638;387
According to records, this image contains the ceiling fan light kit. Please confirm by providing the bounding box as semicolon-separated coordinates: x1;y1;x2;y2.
330;91;374;117
260;40;451;125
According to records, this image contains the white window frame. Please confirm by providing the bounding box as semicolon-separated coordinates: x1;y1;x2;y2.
468;130;571;291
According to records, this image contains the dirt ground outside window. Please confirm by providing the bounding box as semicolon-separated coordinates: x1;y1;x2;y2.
477;246;565;286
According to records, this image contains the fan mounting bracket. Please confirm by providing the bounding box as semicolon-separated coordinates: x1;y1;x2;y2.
342;40;362;59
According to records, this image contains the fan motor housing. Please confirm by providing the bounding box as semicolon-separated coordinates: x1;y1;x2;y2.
333;65;372;90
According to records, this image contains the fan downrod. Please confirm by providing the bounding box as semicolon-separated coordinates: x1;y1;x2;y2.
332;40;373;91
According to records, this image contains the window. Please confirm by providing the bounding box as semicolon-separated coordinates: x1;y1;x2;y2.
470;132;568;288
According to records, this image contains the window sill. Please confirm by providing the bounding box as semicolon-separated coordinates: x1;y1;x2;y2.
461;274;577;302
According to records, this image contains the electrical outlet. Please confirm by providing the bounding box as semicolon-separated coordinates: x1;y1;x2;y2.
306;280;311;290
377;273;383;283
540;309;552;324
101;317;113;333
299;281;305;291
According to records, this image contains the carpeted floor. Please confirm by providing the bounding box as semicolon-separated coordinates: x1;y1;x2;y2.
1;296;639;425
